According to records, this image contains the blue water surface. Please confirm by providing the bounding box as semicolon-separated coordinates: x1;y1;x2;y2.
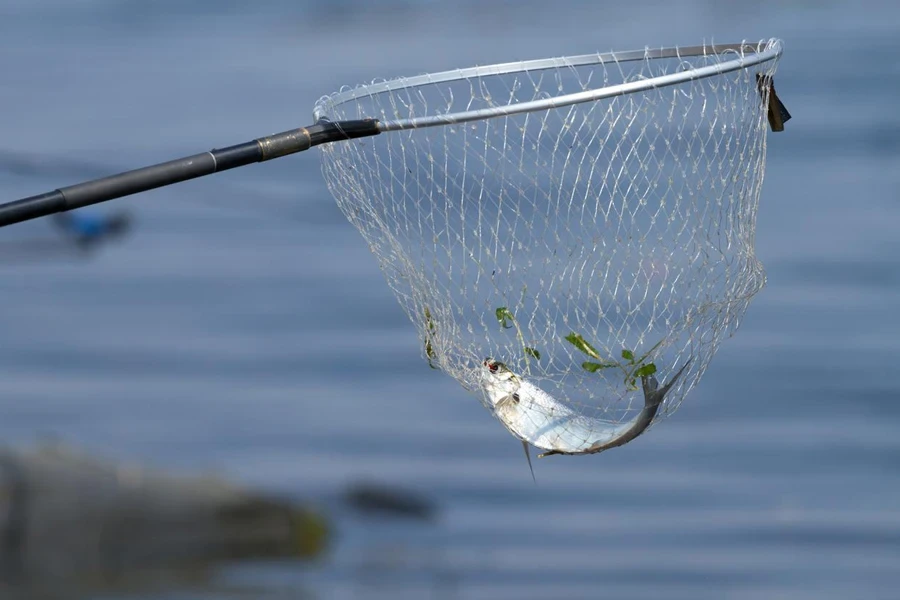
1;1;899;599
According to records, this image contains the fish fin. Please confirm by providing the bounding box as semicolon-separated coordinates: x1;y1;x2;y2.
646;359;692;406
522;441;536;484
659;359;691;396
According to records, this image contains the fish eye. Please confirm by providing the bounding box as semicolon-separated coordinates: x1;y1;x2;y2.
512;393;520;403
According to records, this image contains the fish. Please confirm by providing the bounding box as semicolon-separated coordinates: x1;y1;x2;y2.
482;357;691;459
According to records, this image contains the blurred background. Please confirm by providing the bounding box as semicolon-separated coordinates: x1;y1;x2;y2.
0;0;898;598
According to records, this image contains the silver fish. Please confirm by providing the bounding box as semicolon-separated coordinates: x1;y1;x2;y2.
482;358;691;460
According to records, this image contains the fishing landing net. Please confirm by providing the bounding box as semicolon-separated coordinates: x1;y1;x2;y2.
316;39;786;456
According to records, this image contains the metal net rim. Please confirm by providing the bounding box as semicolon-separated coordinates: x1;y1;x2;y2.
312;38;783;131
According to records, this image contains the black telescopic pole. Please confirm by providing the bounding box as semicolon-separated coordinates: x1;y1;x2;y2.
0;119;379;228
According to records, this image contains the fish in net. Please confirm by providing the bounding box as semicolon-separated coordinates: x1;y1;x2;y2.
316;40;787;466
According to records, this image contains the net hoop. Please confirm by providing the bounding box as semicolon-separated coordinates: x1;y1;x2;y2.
314;39;783;131
315;38;784;456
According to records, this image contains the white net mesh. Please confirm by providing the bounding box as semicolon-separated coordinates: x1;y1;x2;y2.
315;41;781;455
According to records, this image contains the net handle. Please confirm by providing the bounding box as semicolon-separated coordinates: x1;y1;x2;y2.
318;39;783;132
0;119;380;228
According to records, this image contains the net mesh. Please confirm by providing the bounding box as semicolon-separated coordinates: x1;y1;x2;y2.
315;41;780;453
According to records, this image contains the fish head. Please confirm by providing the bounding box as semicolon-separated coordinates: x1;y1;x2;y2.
481;358;521;407
483;358;516;382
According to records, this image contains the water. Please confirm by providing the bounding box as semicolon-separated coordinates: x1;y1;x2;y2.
1;1;899;598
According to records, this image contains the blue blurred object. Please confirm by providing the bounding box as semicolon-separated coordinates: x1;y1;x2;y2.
0;209;132;263
51;209;131;249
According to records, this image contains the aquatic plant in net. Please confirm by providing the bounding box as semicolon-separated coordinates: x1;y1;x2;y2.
316;40;785;456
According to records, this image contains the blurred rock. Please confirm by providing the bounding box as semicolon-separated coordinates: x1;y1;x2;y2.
0;443;328;598
343;482;437;522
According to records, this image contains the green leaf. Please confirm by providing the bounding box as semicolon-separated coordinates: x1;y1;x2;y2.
621;349;635;362
634;363;657;378
582;361;617;373
425;342;438;370
524;347;541;360
565;333;601;359
424;307;437;333
424;307;438;369
496;307;513;329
